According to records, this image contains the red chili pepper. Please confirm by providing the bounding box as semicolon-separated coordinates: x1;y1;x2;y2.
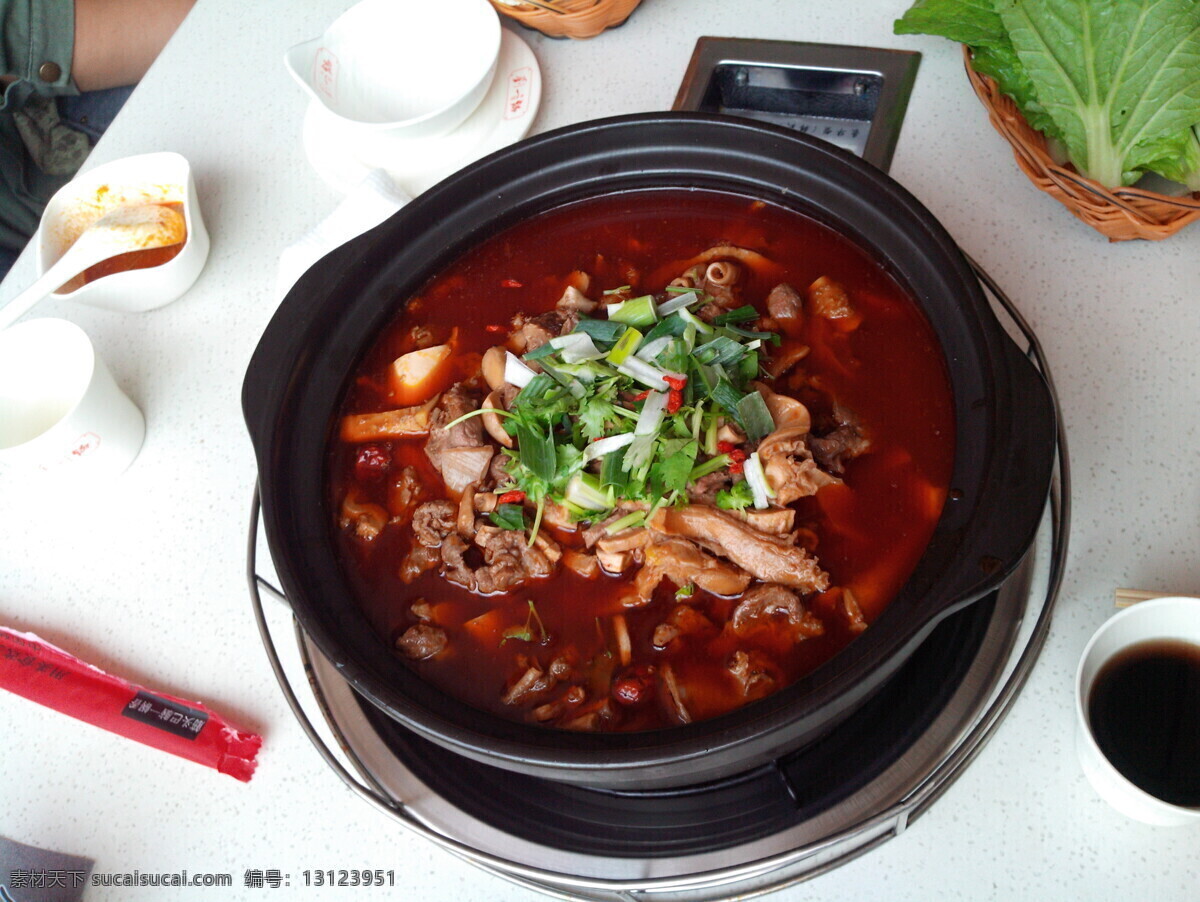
631;389;652;401
497;490;526;505
663;374;688;391
727;447;747;474
716;440;736;454
666;389;683;414
501;278;524;288
485;323;508;333
729;460;745;475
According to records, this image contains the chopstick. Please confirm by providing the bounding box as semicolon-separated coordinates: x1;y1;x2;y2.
1115;588;1173;608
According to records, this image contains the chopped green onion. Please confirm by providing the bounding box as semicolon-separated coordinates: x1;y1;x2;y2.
505;351;538;388
677;307;713;335
694;335;746;367
607;294;658;328
573;318;626;345
616;356;670;391
564;472;612;511
550;332;605;363
522;342;558;361
634;390;668;435
606;327;643;365
710;378;746;418
736;390;776;443
605;510;646;534
602;285;631;295
743;451;772;510
600;446;630;490
640;313;690;345
514;421;556;483
658;291;705;315
582;431;636;463
675;583;695;599
725;323;782;345
688;453;731;481
489;503;527;531
635;335;672;362
711;305;759;325
527;496;546;548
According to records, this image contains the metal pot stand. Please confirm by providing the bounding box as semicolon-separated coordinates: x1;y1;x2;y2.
248;258;1067;899
247;39;1068;900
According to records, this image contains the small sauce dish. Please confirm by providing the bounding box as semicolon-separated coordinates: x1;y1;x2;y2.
35;151;210;314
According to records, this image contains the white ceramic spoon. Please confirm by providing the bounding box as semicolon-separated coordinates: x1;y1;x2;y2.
0;204;187;330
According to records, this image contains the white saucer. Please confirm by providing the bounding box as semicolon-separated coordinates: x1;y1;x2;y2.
302;28;541;196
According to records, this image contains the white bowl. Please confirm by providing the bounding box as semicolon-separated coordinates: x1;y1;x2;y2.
35;151;210;313
1075;596;1200;826
285;0;500;141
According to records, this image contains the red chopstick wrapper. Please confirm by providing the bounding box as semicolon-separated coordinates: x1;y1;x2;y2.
0;626;262;781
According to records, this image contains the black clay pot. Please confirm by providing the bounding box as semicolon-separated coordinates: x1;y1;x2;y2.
243;113;1056;790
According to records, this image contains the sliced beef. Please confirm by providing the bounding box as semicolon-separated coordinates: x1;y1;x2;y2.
472;525;557;594
648;505;829;594
411;500;456;547
399;542;441;583
765;282;803;322
395;624;447;660
508;309;579;354
810;410;870;475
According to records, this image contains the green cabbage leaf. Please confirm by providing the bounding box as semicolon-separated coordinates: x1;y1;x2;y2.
896;0;1200;189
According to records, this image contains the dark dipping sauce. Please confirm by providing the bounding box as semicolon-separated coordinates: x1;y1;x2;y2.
327;189;956;731
1088;639;1200;807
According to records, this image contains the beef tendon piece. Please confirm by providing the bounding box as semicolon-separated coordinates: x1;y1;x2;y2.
634;535;752;601
730;584;825;642
648;505;829;594
728;649;779;698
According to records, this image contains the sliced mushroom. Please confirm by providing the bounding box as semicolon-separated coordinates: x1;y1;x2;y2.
457;482;478;538
481;391;514;448
482;345;509;392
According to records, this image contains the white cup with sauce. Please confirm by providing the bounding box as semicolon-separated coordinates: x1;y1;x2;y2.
1075;596;1200;826
0;318;145;482
35;151;210;313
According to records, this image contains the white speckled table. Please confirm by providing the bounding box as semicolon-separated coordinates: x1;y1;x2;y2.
1;1;1198;900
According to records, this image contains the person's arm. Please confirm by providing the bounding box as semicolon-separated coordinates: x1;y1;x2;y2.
71;0;195;92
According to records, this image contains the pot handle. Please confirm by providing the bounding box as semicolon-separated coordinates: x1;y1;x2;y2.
936;332;1058;615
241;236;369;460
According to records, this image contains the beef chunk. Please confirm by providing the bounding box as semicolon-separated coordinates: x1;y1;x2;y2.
395;624;446;660
411;500;456;547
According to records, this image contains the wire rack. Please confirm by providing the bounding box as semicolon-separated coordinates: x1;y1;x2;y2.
246;256;1070;900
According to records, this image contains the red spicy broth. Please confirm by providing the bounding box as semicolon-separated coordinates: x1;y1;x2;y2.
327;188;955;730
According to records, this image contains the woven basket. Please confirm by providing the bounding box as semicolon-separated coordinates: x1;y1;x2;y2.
963;47;1200;241
488;0;641;39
